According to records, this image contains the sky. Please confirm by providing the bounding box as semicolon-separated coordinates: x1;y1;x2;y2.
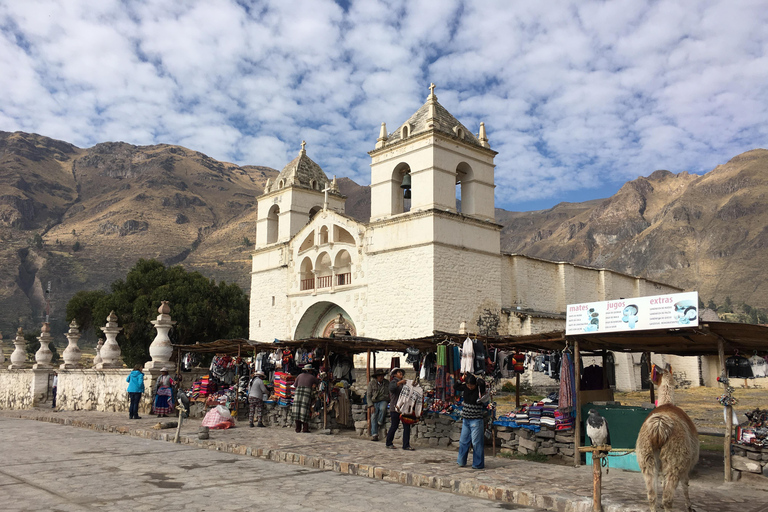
1;0;767;212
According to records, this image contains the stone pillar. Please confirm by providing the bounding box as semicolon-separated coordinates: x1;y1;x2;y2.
97;311;123;369
144;301;176;370
33;322;54;369
93;338;104;366
0;331;4;364
8;327;27;369
61;320;82;369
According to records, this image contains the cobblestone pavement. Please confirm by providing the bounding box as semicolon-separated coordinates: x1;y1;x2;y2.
2;409;766;512
0;418;544;512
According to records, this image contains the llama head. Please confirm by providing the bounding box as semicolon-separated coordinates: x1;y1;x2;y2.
654;365;675;406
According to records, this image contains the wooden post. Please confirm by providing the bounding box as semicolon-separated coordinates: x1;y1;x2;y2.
574;338;582;467
366;349;371;436
515;372;520;408
323;343;329;430
492;423;497;457
717;338;732;482
578;445;610;512
646;352;655;405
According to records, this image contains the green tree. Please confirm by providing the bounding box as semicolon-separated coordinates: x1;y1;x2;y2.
33;233;43;249
722;296;733;313
706;298;717;311
66;259;249;367
72;241;81;252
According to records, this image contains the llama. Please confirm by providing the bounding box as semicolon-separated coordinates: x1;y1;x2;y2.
636;366;699;512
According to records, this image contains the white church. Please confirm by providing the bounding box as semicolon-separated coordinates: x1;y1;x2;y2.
249;85;686;390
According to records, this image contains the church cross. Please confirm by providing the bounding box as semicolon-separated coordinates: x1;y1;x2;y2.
429;83;435;96
322;182;331;210
301;140;306;152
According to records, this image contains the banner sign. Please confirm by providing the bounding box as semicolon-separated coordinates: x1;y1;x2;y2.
565;291;699;335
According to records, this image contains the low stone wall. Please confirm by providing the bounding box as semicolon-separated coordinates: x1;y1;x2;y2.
58;369;139;413
351;405;462;447
731;444;768;478
0;370;37;409
496;426;575;462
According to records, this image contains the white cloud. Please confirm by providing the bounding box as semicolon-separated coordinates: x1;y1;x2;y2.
1;0;767;210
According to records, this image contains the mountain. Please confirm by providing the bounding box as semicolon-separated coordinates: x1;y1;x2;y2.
498;149;768;310
1;129;767;339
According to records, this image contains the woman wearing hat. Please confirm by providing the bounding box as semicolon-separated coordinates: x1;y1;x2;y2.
153;368;175;418
366;369;389;441
291;364;320;433
385;368;415;450
248;370;268;428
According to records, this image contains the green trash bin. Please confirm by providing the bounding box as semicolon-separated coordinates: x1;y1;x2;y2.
582;402;652;472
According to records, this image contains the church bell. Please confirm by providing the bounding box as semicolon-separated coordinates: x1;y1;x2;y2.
401;173;411;199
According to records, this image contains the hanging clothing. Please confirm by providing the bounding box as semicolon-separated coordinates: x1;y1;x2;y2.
395;380;424;417
461;337;474;372
558;351;576;415
749;355;767;378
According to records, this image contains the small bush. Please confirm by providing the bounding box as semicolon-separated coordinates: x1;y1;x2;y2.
501;381;516;393
72;241;81;252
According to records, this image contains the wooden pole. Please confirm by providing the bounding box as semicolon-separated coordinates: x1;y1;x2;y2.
515;372;520;408
366;349;371;436
717;338;732;482
592;451;603;512
323;343;329;430
574;338;582;467
646;352;655;405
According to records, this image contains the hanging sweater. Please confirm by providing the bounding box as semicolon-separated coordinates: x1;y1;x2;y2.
454;378;487;419
460;337;474;373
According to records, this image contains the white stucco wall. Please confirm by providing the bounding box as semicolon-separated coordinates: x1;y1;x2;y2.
0;370;36;409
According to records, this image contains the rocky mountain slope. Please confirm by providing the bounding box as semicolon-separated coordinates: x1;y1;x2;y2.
1;129;767;339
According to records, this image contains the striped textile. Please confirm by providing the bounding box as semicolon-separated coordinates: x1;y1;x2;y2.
291;386;313;423
153;387;173;415
558;351;576;415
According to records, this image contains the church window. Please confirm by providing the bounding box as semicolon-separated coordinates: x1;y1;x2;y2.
455;162;473;214
299;231;314;253
300;256;314;291
315;252;332;289
309;179;317;190
391;163;412;215
271;296;275;306
266;204;280;244
308;206;321;223
278;179;285;190
401;125;409;138
333;225;354;244
319;226;329;245
334;250;352;286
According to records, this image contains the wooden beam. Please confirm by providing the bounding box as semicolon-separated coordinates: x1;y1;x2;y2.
574;338;581;467
366;350;371;437
717;337;732;482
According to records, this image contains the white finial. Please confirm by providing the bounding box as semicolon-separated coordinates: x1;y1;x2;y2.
376;122;388;149
300;140;306;154
479;122;489;148
429;83;436;97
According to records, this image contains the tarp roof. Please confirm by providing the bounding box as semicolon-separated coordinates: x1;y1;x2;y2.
174;321;767;357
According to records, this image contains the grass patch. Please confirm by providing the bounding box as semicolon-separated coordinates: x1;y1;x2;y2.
699;435;724;452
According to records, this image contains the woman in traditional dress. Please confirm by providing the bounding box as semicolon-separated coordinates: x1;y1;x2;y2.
153;368;175;417
291;364;319;432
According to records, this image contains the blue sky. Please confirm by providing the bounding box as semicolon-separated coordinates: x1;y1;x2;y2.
1;0;767;212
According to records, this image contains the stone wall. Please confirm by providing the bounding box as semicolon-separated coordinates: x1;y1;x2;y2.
0;370;37;409
351;404;462;447
731;444;768;478
496;426;575;462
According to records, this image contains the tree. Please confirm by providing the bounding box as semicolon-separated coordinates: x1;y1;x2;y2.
706;298;717;311
66;259;250;367
33;233;43;249
72;241;81;252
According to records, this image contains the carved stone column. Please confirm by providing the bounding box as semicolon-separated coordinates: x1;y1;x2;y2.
97;311;123;369
93;338;104;367
144;301;176;370
61;320;83;369
0;331;4;364
8;327;27;369
32;322;54;369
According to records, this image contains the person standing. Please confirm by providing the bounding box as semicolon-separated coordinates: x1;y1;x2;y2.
51;371;58;408
366;369;389;441
291;364;320;433
153;368;175;418
455;373;487;469
126;365;145;420
248;370;268;428
385;368;415;450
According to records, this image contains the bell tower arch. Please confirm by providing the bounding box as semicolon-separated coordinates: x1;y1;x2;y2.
369;84;497;222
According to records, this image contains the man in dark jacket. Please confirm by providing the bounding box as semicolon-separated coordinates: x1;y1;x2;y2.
366;369;389;441
384;368;415;450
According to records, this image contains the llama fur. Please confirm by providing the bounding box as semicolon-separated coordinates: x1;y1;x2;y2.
636;369;699;512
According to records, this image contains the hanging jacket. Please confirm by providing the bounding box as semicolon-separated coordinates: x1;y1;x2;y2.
461;337;474;373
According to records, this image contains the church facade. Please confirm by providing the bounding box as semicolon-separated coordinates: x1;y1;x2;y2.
249;86;681;359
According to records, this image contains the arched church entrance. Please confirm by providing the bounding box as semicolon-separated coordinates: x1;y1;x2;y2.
294;301;357;340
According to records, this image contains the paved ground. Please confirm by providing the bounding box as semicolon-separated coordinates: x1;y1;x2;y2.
0;418;540;512
2;408;767;512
